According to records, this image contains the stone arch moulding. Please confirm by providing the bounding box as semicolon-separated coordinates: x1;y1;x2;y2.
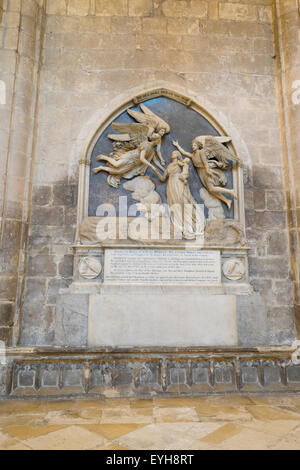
74;87;247;244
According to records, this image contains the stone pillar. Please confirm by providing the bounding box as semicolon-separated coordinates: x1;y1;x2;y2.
0;0;46;346
275;0;300;335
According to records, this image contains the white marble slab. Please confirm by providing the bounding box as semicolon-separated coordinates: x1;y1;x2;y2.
88;294;237;347
104;249;221;285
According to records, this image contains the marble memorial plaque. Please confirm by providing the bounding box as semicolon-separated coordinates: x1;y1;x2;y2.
104;249;221;284
88;294;237;347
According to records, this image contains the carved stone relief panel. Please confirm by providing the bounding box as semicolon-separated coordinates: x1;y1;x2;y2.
80;93;244;247
222;257;246;281
78;257;102;279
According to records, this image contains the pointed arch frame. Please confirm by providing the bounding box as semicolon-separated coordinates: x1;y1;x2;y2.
75;87;245;244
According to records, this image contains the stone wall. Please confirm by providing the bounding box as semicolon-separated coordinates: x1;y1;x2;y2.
0;0;46;346
0;0;297;347
276;0;300;335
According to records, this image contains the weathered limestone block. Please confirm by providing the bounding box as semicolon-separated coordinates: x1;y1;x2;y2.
219;3;257;22
142;17;167;34
58;255;74;277
53;183;77;207
208;0;218;20
67;0;89;16
273;280;294;306
22;0;39;19
253;166;283;189
258;6;272;24
5;28;19;49
266;191;285;211
267;232;288;256
0;327;11;344
32;185;52;205
254;211;286;230
55;294;89;346
229;52;275;75
95;0;127;16
47;278;71;305
31;206;64;226
20;303;55;345
237;295;267;346
23;278;47;306
128;0;153;17
281;0;298;14
46;0;67;15
28;255;57;277
0;304;13;328
161;0;207;18
249;257;289;280
0;277;18;302
167;18;203;34
111;16;141;33
268;307;296;345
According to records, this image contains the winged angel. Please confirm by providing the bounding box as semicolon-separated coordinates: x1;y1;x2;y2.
93;104;170;188
173;135;242;210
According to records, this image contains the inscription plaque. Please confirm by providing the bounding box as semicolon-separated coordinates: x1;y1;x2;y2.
104;249;221;284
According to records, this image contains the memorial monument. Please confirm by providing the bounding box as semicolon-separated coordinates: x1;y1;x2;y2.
1;0;299;398
58;90;250;349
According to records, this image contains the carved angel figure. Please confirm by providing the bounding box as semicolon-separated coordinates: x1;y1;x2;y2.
93;104;170;188
173;135;242;210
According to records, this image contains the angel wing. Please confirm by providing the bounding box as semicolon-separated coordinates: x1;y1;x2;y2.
197;135;242;166
127;103;170;134
108;123;149;146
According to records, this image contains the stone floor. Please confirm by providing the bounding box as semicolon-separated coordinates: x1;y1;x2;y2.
0;394;299;450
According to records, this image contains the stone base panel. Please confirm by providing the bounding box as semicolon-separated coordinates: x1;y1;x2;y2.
1;347;300;398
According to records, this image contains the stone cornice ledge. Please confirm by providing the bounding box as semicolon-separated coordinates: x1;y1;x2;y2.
5;345;296;359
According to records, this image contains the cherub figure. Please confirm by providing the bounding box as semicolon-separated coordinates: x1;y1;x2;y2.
173;135;242;210
178;157;190;184
93;104;170;187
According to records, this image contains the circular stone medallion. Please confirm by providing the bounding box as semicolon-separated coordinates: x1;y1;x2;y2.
78;257;102;279
222;257;245;281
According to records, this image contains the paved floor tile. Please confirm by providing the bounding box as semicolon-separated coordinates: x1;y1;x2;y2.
24;425;109;450
116;422;222;450
200;423;242;445
153;406;199;423
0;394;299;450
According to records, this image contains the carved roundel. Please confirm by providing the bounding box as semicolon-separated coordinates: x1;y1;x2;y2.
222;257;245;281
78;257;102;279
